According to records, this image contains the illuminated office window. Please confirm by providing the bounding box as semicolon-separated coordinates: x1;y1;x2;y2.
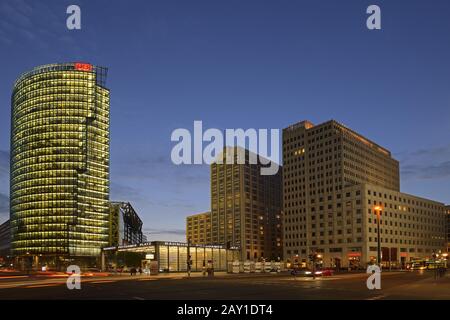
10;63;110;263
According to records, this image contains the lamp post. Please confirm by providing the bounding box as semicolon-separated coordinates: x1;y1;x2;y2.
187;237;191;277
311;252;316;279
310;252;320;279
374;206;382;268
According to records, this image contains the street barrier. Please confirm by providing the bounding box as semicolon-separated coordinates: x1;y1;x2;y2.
227;260;285;273
243;261;251;273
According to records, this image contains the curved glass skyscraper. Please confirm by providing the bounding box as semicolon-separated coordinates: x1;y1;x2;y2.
10;63;110;268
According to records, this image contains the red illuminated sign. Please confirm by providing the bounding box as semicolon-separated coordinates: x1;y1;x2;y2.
74;62;93;71
347;252;361;257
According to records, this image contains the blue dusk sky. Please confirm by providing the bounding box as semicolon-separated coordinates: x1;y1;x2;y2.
0;0;449;241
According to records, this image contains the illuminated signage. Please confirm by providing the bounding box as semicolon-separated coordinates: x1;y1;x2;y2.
347;252;361;257
74;62;93;71
102;246;118;251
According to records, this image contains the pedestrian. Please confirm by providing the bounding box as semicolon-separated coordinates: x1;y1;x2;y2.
139;267;142;275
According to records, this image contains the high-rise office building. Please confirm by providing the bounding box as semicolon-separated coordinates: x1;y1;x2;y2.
0;220;11;263
446;206;450;253
283;120;447;268
210;147;283;261
186;211;212;245
10;63;110;268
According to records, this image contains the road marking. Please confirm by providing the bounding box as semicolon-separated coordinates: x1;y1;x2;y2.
138;278;158;281
366;294;386;300
284;277;337;282
133;296;145;300
0;276;29;280
24;283;62;289
87;280;116;284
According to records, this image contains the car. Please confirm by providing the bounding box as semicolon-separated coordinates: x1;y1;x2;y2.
291;268;315;277
291;267;334;277
316;268;334;276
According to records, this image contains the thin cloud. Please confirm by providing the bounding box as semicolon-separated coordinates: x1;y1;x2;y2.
0;150;8;175
0;193;9;223
146;199;197;210
143;227;185;236
397;144;450;180
0;1;33;28
110;181;198;210
143;227;186;242
110;182;143;203
412;145;450;157
114;153;210;186
0;151;9;201
395;144;450;162
402;161;450;180
0;0;94;59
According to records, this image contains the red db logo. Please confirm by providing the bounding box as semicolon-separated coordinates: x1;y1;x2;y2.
74;63;92;71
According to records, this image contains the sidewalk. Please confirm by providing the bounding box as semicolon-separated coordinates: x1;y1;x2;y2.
107;271;286;280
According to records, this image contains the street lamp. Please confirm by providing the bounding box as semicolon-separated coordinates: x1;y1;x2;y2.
187;237;191;277
374;206;383;268
310;252;320;279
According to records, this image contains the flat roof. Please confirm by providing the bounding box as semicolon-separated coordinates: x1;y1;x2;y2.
103;241;240;251
284;119;393;157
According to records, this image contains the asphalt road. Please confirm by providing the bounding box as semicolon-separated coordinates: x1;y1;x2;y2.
0;271;448;300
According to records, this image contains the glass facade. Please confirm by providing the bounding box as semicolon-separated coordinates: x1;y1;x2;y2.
154;242;239;272
103;241;240;272
10;63;110;262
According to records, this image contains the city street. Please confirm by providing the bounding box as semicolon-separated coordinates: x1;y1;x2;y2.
0;271;448;300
